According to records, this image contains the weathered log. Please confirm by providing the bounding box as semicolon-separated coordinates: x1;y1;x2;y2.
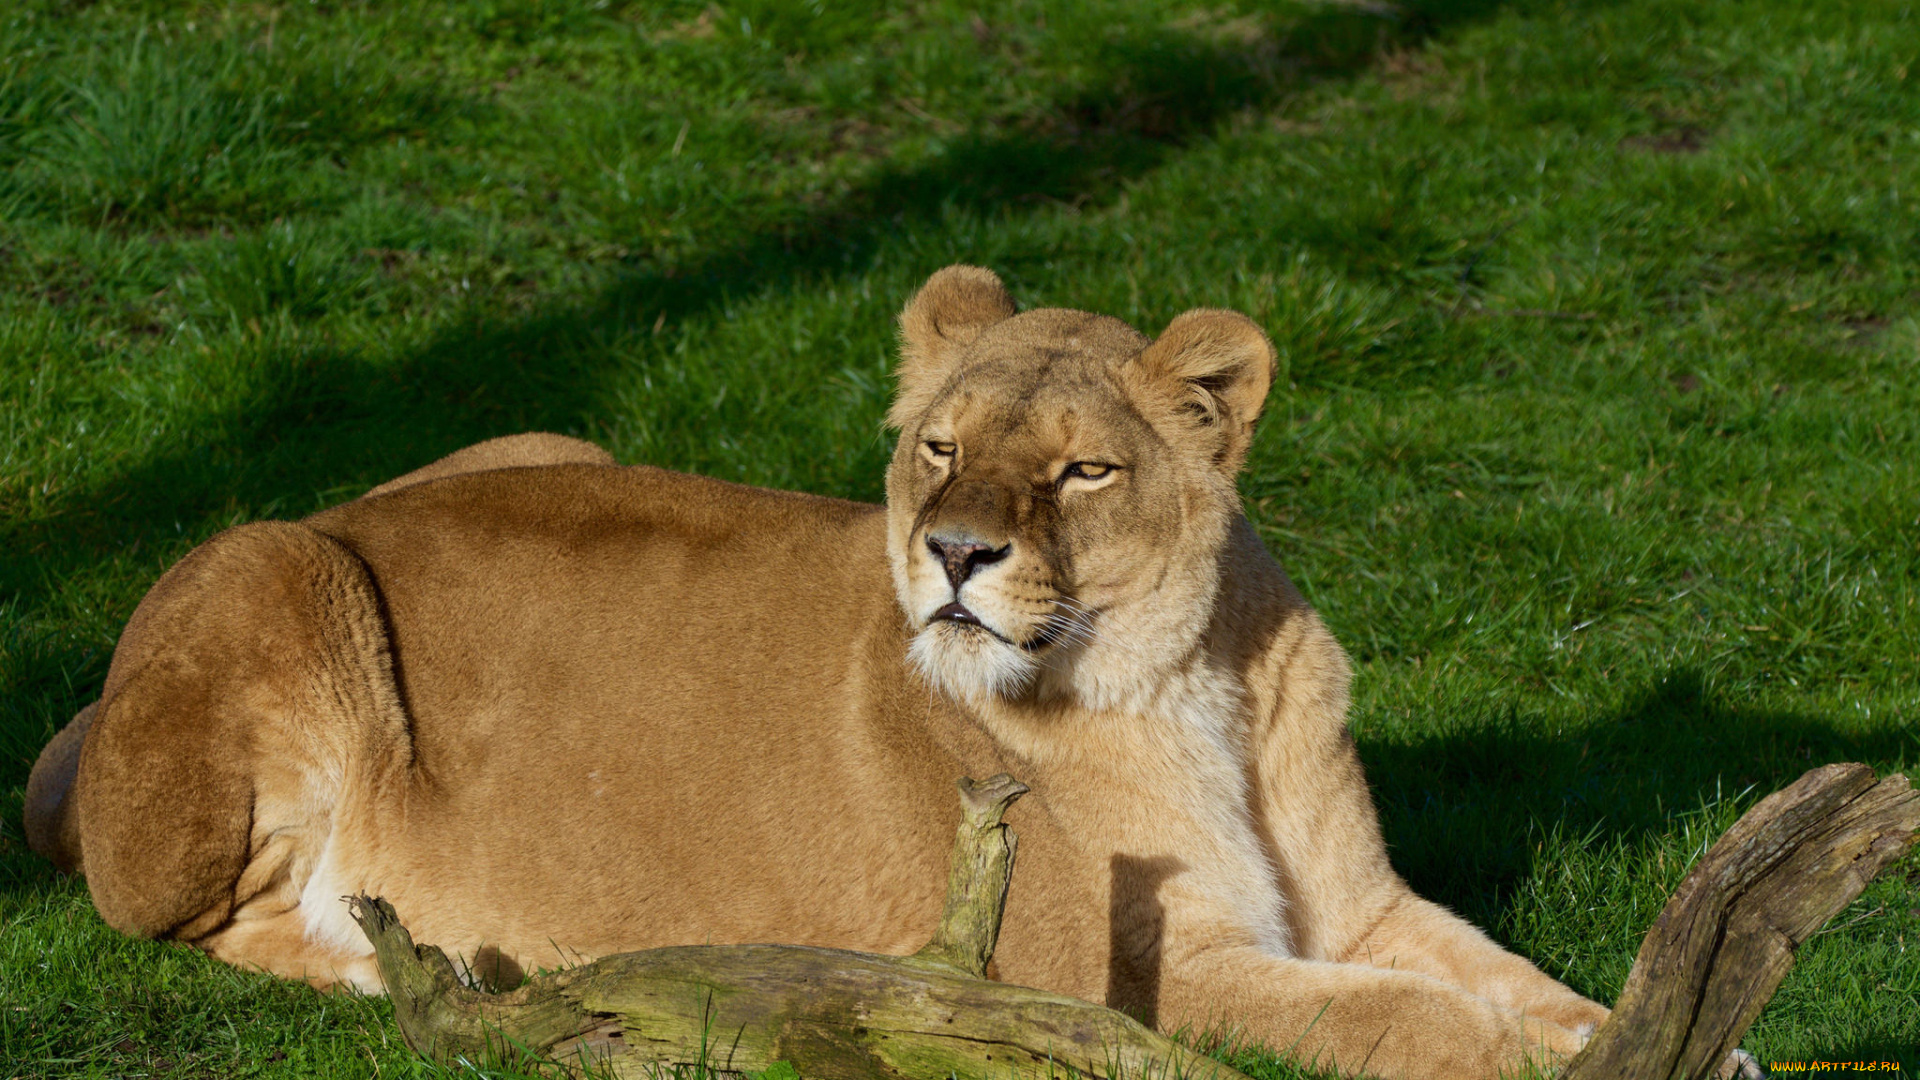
351;775;1249;1080
1561;763;1920;1080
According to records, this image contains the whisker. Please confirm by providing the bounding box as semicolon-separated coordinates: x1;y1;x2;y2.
1035;596;1164;664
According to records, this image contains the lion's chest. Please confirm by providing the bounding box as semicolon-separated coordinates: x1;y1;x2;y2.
971;682;1292;996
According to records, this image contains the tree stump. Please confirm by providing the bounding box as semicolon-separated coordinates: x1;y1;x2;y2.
1561;763;1920;1080
351;775;1249;1080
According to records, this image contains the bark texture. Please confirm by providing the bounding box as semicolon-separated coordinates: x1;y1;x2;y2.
352;774;1247;1080
1561;763;1919;1080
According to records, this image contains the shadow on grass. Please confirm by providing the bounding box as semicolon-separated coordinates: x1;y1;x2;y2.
0;1;1524;690
1364;670;1917;1057
6;0;1712;885
1364;667;1919;920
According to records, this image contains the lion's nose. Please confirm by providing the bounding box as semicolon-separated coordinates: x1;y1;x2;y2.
925;533;1010;592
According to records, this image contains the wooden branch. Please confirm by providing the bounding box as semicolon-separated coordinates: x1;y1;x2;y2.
1561;763;1920;1080
352;774;1249;1080
912;774;1027;977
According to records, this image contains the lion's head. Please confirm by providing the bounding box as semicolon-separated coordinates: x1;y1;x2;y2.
885;265;1276;709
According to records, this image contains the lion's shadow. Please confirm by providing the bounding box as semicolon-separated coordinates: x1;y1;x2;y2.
1365;667;1916;910
1360;665;1916;961
1352;667;1915;1062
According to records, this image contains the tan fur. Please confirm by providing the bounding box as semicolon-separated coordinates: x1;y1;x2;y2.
27;270;1611;1079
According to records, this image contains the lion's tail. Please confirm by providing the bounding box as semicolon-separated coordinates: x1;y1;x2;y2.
24;702;94;875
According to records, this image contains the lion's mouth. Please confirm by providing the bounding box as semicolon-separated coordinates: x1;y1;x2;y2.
932;601;983;627
931;601;1044;651
928;601;1079;654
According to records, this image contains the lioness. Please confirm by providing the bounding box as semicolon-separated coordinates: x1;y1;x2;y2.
27;266;1610;1078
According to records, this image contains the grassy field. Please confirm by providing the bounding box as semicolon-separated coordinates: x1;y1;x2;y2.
2;0;1916;1076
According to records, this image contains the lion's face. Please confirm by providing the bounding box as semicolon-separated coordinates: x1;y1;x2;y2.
884;267;1275;708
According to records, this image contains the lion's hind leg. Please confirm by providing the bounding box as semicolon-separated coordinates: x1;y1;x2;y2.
70;519;410;987
196;895;384;992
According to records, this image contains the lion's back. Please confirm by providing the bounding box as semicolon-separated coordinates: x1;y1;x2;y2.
304;462;892;762
300;464;957;957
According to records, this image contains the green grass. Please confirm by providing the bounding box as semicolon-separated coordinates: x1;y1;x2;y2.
2;0;1916;1075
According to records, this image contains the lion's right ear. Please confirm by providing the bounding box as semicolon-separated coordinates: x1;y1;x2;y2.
888;265;1017;430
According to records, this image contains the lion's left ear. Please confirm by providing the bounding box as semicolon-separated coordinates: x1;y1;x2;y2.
1127;309;1275;472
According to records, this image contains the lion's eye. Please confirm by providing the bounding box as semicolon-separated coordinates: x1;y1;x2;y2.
924;441;957;459
1063;462;1114;482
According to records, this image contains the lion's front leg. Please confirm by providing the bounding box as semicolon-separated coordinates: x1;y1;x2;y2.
1339;890;1610;1040
1159;945;1589;1080
1240;632;1608;1052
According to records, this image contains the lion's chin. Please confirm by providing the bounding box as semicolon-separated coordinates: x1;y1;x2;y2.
907;621;1038;703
